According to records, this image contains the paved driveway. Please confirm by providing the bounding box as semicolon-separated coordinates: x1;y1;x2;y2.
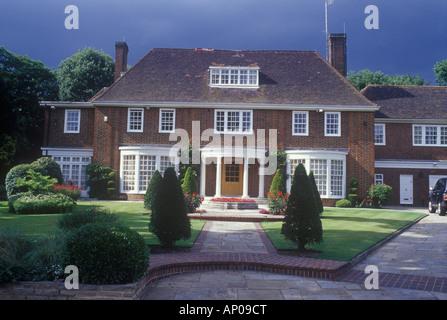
142;210;447;300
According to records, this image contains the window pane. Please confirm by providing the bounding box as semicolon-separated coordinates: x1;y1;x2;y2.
139;155;156;192
249;70;258;85
441;127;447;145
227;111;240;132
330;160;343;197
122;155;136;191
293;112;307;135
325;113;339;135
160;156;174;174
414;126;423;144
216;111;225;132
211;69;220;84
161;110;174;132
374;124;384;144
220;70;229;84
242;111;251;132
290;159;306;177
129;109;143;131
425;126;437;145
66;111;80;132
240;70;248;84
310;159;327;196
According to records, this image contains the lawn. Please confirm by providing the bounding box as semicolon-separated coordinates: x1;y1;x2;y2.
0;201;205;247
261;207;426;261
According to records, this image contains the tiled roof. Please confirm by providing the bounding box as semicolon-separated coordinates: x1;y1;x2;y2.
92;48;374;107
362;85;447;120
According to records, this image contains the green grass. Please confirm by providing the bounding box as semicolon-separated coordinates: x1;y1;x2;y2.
0;201;205;247
261;207;426;261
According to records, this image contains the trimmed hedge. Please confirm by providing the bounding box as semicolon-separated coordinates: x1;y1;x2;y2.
56;207;118;231
62;222;150;285
9;192;76;214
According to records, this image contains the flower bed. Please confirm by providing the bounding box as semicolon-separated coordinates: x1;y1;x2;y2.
210;197;256;203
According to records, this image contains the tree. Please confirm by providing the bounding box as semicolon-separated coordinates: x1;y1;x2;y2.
269;169;287;195
308;171;323;215
182;167;198;195
55;47;114;101
0;47;59;164
149;167;191;247
281;164;323;251
347;69;428;91
434;60;447;86
144;170;162;210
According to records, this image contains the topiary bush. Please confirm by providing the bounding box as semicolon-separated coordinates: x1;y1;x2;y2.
56;207;118;231
9;192;76;214
281;163;323;251
144;170;162;210
149;167;191;247
5;164;44;199
85;163;115;199
309;171;324;214
335;199;353;208
32;157;64;185
62;222;150;285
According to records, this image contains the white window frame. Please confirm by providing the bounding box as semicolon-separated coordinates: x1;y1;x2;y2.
127;108;144;133
375;174;384;185
214;109;253;134
374;123;386;145
41;148;93;198
413;124;447;147
324;112;341;137
286;150;347;199
119;146;180;194
159;109;176;133
292;111;309;136
209;66;259;88
64;109;81;133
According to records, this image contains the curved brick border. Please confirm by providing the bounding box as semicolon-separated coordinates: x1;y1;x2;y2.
135;220;350;299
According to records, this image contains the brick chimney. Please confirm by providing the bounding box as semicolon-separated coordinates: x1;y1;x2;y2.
328;34;347;77
114;41;128;82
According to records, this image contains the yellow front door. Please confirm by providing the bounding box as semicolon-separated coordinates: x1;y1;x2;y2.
221;158;243;196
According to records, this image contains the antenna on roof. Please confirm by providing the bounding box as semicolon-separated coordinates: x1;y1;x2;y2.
325;0;334;61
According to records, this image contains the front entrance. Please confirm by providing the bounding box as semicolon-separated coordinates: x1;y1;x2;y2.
221;158;243;196
400;174;413;205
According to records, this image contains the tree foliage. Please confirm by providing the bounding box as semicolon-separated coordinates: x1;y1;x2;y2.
0;47;58;164
149;167;191;247
281;164;323;251
347;69;428;91
55;47;114;102
308;171;323;215
434;59;447;86
144;170;162;210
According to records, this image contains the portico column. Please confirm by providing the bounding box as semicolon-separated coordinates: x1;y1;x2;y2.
215;157;222;198
258;158;265;198
200;154;206;197
242;157;249;198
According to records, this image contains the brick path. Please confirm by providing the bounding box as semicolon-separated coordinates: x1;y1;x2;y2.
141;212;447;300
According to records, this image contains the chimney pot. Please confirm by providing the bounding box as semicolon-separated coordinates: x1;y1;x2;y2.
114;41;129;82
328;34;347;77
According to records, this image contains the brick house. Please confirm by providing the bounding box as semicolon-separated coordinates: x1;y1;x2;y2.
362;85;447;207
40;34;378;205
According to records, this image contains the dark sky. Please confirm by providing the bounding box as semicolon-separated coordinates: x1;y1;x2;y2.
1;0;446;83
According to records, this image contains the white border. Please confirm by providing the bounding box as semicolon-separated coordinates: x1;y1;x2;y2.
159;108;176;133
292;111;309;136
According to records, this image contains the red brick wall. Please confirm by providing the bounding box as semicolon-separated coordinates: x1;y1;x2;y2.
375;167;447;207
46;106;375;203
43;107;95;148
376;123;447;160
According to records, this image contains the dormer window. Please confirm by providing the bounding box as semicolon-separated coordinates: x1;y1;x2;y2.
209;66;259;88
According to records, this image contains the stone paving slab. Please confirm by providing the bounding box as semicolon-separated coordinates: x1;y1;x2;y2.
142;211;447;300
